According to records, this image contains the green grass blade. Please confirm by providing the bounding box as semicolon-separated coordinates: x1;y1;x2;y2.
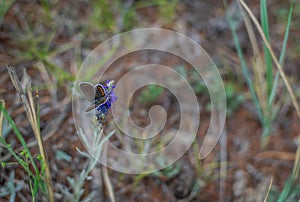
0;138;34;177
276;176;300;202
0;102;38;174
268;0;295;108
278;0;295;65
0;103;34;177
224;0;263;123
33;177;39;198
260;0;273;96
268;72;279;108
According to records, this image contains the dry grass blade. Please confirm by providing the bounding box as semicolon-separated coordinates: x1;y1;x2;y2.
0;99;4;137
239;0;300;120
7;66;54;202
219;127;227;202
256;151;295;161
102;165;116;202
292;139;300;178
237;1;267;114
264;177;273;202
7;67;26;101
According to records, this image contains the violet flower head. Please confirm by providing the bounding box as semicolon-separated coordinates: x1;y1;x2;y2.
95;80;117;118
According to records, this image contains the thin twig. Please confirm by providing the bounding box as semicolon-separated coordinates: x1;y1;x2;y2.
102;165;116;202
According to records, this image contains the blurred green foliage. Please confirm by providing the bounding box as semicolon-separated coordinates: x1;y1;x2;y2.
138;84;164;104
152;159;181;178
0;0;15;25
88;0;179;33
175;65;244;115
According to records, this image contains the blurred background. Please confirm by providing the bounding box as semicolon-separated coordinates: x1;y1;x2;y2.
0;0;300;201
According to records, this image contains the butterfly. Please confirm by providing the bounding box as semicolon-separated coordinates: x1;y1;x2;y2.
79;82;109;112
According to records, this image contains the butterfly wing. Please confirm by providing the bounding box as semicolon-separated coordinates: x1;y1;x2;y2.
80;82;108;112
94;84;106;99
79;82;95;102
85;104;96;112
94;84;107;106
85;97;109;112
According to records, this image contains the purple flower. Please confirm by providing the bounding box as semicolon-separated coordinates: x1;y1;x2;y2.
95;80;117;118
